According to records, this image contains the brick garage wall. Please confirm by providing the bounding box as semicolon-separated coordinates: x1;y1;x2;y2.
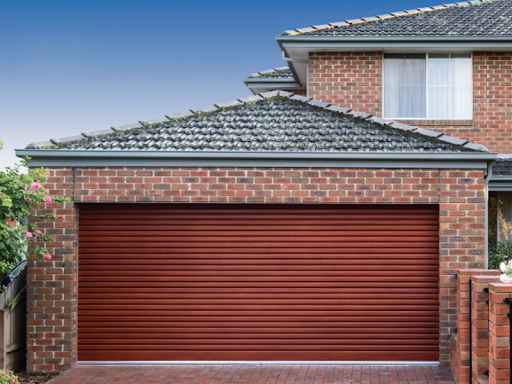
27;166;486;373
308;51;512;153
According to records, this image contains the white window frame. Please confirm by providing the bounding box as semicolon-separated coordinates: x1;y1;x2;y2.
382;52;473;120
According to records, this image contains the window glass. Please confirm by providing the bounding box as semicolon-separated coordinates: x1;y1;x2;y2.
383;53;472;119
489;191;498;246
499;192;512;243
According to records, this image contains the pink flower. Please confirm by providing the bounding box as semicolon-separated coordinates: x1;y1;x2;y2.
25;231;32;238
24;185;27;191
36;230;42;235
44;196;53;204
43;254;51;260
45;189;50;195
30;182;41;191
26;196;31;201
58;215;63;219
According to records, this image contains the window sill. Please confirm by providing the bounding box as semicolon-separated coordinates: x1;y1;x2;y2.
392;119;474;126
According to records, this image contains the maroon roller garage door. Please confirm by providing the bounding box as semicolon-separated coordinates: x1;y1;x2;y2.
78;204;439;362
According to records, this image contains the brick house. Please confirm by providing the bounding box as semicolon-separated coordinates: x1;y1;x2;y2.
15;0;512;375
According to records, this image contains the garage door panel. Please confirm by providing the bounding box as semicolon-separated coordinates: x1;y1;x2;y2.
78;204;439;362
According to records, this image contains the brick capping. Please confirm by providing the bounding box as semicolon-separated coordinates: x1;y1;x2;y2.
27;166;486;373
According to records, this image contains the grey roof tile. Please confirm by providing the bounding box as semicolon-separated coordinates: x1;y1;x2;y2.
27;94;485;153
361;16;380;21
215;100;243;109
390;122;416;131
437;135;468;146
82;129;117;137
346;18;365;24
368;116;393;125
463;142;489;152
290;95;312;102
295;27;316;33
327;105;351;114
348;111;372;119
169;110;196;119
259;91;281;98
492;158;512;175
50;135;86;144
113;122;143;131
248;66;294;79
328;21;349;27
238;95;264;103
25;140;54;149
308;99;330;108
415;128;443;138
191;105;219;114
287;0;512;37
140;117;167;125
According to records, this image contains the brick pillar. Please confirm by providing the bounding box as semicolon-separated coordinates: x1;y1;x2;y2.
472;275;501;383
489;283;512;384
454;270;501;384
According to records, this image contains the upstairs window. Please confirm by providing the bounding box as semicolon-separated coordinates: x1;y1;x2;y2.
383;53;472;120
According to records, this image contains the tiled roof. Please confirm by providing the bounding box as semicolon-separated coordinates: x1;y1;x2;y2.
26;91;488;153
248;66;294;79
282;0;512;36
492;158;512;176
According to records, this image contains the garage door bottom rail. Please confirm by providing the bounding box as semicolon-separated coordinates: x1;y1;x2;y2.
77;360;440;366
78;351;438;362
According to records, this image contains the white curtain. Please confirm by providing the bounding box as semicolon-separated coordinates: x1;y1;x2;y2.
428;55;472;119
384;54;426;118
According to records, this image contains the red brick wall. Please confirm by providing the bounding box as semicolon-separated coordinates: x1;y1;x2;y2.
27;166;486;373
308;51;512;153
309;52;382;117
488;283;512;384
452;271;500;384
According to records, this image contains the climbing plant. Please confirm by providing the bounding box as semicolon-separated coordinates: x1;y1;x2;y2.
0;157;69;276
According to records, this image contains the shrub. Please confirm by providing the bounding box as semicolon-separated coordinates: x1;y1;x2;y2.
488;240;512;270
0;158;69;276
0;370;19;384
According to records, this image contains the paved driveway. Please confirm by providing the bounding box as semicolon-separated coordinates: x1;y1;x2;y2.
49;365;455;384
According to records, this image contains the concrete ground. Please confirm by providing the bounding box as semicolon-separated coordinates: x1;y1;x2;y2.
48;364;456;384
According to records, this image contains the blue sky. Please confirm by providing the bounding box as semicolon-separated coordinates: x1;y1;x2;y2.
1;0;434;168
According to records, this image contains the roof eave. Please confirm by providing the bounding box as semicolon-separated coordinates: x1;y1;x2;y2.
276;35;512;50
15;149;497;169
242;78;304;95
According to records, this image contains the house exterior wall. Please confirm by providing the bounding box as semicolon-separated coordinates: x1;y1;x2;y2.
308;51;512;154
27;166;486;373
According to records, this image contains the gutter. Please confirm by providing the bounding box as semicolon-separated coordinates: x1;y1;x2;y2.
16;149;497;168
276;35;512;44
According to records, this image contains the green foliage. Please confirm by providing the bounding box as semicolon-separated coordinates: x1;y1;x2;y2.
0;157;69;276
488;240;512;270
0;370;19;384
0;140;3;150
